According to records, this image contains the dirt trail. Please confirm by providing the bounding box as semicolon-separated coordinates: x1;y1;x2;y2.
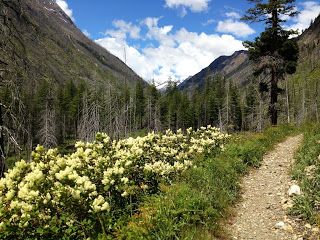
227;135;304;240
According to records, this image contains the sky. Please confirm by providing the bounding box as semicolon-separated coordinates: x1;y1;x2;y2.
55;0;320;85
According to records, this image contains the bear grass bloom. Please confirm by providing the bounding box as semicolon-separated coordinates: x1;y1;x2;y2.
0;125;228;239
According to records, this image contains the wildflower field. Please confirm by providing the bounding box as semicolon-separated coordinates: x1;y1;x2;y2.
0;126;229;239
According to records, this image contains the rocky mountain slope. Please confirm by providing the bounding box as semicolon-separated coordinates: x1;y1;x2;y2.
0;0;142;89
178;50;252;91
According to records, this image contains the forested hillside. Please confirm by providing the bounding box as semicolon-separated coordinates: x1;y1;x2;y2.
0;0;143;159
1;0;320;163
178;50;251;91
175;13;320;131
285;15;320;124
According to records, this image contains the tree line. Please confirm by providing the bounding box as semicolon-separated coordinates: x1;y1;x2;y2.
2;0;319;177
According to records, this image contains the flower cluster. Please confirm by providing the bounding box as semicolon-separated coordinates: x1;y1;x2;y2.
0;126;229;239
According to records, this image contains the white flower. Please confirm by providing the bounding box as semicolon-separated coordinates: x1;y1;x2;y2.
121;191;128;197
121;177;129;184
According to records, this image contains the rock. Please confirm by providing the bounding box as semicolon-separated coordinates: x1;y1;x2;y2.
283;202;294;209
275;221;285;229
288;185;301;196
305;223;312;229
312;227;319;232
284;224;294;233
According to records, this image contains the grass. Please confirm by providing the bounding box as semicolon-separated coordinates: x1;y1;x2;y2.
290;123;320;226
115;124;297;239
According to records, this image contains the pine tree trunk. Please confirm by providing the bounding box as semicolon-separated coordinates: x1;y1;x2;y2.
258;96;263;132
0;104;5;178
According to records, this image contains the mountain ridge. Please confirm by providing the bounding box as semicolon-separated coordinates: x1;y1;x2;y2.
178;50;251;91
178;13;320;91
0;0;142;89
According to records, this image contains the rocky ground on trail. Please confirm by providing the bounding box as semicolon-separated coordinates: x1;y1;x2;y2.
226;135;320;240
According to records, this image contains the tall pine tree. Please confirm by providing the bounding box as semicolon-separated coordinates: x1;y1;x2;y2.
243;0;299;125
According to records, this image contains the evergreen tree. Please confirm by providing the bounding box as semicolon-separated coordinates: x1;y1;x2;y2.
146;83;160;131
166;81;180;131
243;0;299;125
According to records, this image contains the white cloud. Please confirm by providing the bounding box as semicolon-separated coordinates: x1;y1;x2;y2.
82;29;91;37
106;20;141;40
165;0;210;12
225;11;241;19
56;0;74;21
96;18;245;84
202;19;215;26
287;1;320;33
143;17;175;47
216;19;255;37
179;7;188;17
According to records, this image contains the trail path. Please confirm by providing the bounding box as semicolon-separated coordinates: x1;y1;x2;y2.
227;135;304;240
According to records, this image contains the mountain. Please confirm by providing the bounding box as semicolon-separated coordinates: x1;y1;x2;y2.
178;14;320;92
177;13;320;127
298;13;320;46
0;0;142;89
0;0;145;150
178;50;252;91
284;14;320;123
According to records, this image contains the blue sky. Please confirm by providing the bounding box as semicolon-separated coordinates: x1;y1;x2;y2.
56;0;320;84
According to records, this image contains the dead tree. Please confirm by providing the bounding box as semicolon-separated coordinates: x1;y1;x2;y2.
38;98;57;148
78;93;100;141
0;104;5;178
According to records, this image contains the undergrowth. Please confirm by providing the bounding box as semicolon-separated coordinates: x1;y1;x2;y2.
116;125;296;239
290;124;320;226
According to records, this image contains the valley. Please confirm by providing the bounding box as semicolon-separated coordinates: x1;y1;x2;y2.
0;0;320;239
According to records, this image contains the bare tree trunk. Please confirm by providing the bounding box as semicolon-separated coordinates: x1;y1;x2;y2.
285;79;290;123
218;108;223;131
302;86;306;122
258;94;263;132
226;86;229;126
39;100;57;148
0;104;5;178
315;82;319;123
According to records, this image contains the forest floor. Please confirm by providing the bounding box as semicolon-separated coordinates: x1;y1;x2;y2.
225;134;319;240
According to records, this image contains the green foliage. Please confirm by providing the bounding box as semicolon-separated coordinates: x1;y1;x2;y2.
290;124;320;225
116;125;295;239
